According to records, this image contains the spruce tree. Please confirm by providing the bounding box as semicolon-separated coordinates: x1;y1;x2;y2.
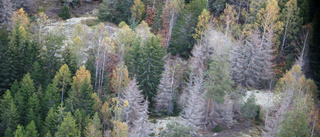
126;36;165;105
98;0;134;24
169;0;207;59
43;107;57;136
0;0;14;29
30;62;45;87
0;27;12;94
4;127;13;137
55;112;79;137
25;121;39;137
74;109;89;136
58;5;71;20
43;82;60;112
13;125;25;137
0;90;20;134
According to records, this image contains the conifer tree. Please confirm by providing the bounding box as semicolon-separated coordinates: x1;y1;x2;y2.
126;36;165;104
155;60;174;115
205;56;234;104
0;0;14;29
131;0;145;22
55;112;79;137
13;125;25;137
25;121;39;137
277;0;302;63
193;9;210;41
0;90;20;134
43;82;60;111
30;62;45;87
169;0;207;59
43;107;57;136
74;109;89;136
0;26;12;93
99;0;134;23
122;78;151;136
44;131;52;137
4;127;13;137
84;112;102;137
182;72;207;130
58;5;71;20
53;64;71;104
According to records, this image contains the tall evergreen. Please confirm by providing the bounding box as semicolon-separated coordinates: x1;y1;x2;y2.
126;36;166;105
55;112;79;137
43;107;57;135
0;90;20;134
169;0;207;59
99;0;134;24
13;125;25;137
0;27;12;94
25;121;39;137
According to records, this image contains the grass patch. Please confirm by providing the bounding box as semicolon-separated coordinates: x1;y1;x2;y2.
81;18;100;27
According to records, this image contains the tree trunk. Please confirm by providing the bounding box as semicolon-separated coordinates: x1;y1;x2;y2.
278;14;290;63
166;9;175;50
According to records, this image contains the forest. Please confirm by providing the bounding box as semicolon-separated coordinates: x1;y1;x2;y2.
0;0;320;136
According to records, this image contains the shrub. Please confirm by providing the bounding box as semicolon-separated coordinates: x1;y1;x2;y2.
160;121;192;137
58;5;71;20
213;124;223;132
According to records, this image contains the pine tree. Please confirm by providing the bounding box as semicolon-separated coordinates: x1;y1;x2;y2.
25;121;39;137
13;125;25;137
43;107;57;136
122;78;151;136
55;112;79;137
0;90;20;134
58;5;71;20
205;56;234;104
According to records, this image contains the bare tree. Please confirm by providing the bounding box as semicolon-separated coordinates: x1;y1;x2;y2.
122;78;151;137
182;72;207;130
0;0;14;29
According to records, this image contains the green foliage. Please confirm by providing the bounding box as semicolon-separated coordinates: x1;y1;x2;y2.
160;121;192;137
98;0;134;24
74;109;89;136
213;124;223;132
278;98;310;136
13;125;25;137
43;107;57;136
25;121;39;137
58;5;71;20
4;127;13;137
169;0;207;59
55;112;79;137
0;90;20;134
205;57;234;103
126;36;166;105
240;94;259;126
